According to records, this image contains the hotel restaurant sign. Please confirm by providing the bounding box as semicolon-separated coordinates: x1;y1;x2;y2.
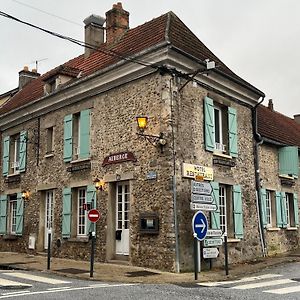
182;163;213;181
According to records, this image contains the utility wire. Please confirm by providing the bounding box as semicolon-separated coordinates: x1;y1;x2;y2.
0;10;156;69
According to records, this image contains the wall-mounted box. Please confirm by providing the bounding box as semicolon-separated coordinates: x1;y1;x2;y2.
139;212;159;235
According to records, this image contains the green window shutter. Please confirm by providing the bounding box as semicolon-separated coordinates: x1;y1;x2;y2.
228;107;238;157
233;185;243;239
278;146;299;177
79;109;90;159
2;136;10;177
210;181;220;229
260;189;267;228
16;193;24;236
281;192;287;228
19;131;27;172
294;193;299;226
204;96;215;152
63;115;73;162
0;195;7;235
62;188;72;238
275;191;283;228
87;185;96;233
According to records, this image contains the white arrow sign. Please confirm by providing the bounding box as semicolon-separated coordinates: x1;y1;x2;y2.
191;194;213;203
206;229;223;237
190;202;217;211
195;218;206;233
191;181;212;195
203;247;219;258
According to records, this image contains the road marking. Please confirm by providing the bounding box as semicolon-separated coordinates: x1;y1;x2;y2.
199;274;282;287
0;278;32;288
264;285;300;294
231;279;293;289
0;283;136;299
1;291;31;296
47;286;72;290
3;273;70;285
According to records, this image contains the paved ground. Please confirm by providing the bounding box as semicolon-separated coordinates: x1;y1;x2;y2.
0;250;299;284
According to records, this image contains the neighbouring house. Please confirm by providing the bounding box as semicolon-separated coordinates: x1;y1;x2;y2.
257;99;300;255
0;2;286;273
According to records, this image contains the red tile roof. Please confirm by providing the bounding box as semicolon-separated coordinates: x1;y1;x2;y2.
257;105;300;147
0;11;263;115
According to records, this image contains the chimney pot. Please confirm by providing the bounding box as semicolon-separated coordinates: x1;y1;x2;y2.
23;66;29;71
106;2;129;44
19;67;40;90
268;99;274;111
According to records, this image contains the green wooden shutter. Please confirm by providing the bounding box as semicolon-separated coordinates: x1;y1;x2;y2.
275;191;283;228
19;131;27;172
62;188;72;238
204;96;215;152
79;109;90;159
228;107;238;157
278;146;299;178
210;181;220;229
260;189;267;228
281;192;287;228
0;195;7;235
2;136;10;176
63;115;73;162
87;185;96;233
233;185;243;239
16;193;24;236
294;193;299;226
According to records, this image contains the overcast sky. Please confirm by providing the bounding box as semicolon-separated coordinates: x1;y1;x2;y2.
0;0;299;117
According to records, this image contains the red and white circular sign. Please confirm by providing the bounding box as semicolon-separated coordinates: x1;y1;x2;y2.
88;209;101;223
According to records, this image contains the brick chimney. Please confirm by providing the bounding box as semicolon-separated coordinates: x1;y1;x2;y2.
19;66;40;90
106;3;129;44
84;14;106;58
268;99;274;111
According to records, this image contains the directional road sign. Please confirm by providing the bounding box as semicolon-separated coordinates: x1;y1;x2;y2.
203;247;219;258
88;209;101;223
191;194;213;203
192;211;208;241
203;238;223;247
206;229;223;237
191;181;212;195
190;202;217;211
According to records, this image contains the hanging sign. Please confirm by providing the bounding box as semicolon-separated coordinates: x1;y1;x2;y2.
102;152;137;166
182;163;213;181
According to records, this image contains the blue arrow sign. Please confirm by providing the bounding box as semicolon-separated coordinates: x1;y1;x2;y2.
192;211;208;241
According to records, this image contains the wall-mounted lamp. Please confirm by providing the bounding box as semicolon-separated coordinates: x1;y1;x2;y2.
22;190;30;201
94;178;105;191
136;116;166;153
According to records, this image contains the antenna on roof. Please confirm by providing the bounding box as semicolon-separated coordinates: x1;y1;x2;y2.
29;58;48;72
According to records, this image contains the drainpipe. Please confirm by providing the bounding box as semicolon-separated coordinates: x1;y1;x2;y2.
252;96;267;257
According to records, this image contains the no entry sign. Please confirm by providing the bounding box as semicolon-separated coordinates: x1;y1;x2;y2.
88;209;101;223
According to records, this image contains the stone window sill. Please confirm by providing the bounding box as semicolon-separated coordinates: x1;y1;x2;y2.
70;157;91;164
286;227;298;231
213;151;232;159
227;238;241;243
266;227;281;231
68;237;89;243
45;153;54;158
7;172;20;177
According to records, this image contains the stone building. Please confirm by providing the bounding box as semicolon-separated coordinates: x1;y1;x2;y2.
0;3;282;272
257;100;300;256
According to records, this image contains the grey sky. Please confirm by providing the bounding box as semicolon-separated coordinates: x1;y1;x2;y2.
0;0;299;117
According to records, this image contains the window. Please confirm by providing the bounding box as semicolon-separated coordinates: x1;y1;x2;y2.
285;193;296;227
204;96;238;157
265;191;272;226
2;131;27;176
211;182;243;239
278;146;299;178
62;185;96;239
63;109;90;162
0;193;24;236
46;127;54;154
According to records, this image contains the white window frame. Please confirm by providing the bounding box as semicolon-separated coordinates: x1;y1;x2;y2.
285;193;292;227
9;196;17;234
77;188;87;236
266;190;272;226
219;185;227;234
214;106;226;153
73;113;81;159
10;135;20;174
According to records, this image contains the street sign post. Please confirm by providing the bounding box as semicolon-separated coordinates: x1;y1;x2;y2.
191;181;212;195
88;209;101;223
203;238;223;247
190;202;217;211
191;194;213;203
192;211;208;241
206;229;223;237
203;247;219;259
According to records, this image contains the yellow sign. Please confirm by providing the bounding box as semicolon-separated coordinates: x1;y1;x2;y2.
182;163;213;181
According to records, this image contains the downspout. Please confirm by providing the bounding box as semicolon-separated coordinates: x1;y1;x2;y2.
252;96;267;257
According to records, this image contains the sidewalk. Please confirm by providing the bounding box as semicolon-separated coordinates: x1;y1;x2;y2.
0;251;299;284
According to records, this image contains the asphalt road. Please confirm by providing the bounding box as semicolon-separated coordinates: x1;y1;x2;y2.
1;262;300;299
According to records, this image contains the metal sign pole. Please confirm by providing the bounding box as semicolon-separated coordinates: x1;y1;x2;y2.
193;233;198;281
47;229;52;270
224;233;229;275
90;231;96;278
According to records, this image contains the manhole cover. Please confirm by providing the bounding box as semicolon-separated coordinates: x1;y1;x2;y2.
125;271;159;277
55;268;88;274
